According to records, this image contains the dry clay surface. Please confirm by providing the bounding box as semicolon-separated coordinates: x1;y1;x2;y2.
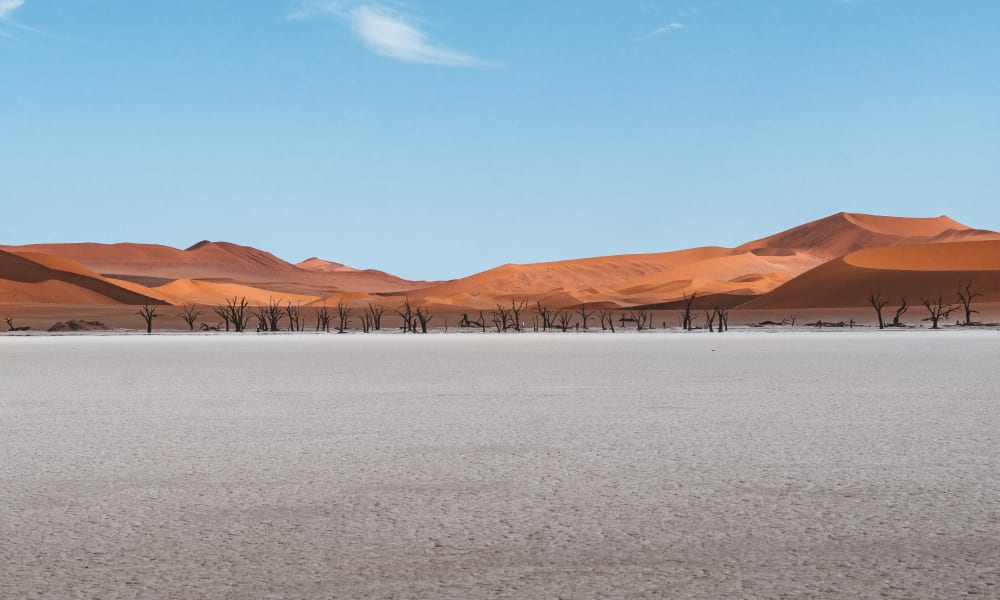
1;332;998;598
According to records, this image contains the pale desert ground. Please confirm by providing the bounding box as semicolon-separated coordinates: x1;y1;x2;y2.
1;332;998;598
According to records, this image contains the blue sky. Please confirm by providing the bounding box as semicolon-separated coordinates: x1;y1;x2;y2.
2;1;998;280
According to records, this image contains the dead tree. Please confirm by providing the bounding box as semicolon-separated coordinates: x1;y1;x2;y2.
415;305;433;333
315;304;332;332
5;317;30;332
475;311;487;333
138;303;157;334
285;302;302;332
867;290;890;329
396;298;414;333
715;307;729;332
225;296;252;332
253;306;269;332
680;292;697;331
892;298;908;327
491;309;506;333
920;296;956;329
578;303;592;330
212;306;231;331
335;299;352;333
555;311;573;332
509;298;527;332
536;302;554;332
366;303;386;330
598;310;616;332
176;304;202;331
493;303;514;332
704;309;716;333
956;281;981;326
265;298;285;331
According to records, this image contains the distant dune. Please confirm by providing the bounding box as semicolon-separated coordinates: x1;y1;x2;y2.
3;213;999;315
742;240;1000;309
0;249;164;305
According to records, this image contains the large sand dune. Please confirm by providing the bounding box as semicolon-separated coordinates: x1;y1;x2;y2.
742;240;1000;309
388;212;998;310
3;213;999;312
0;250;164;305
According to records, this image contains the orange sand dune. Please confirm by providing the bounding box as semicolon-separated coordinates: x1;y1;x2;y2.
296;257;359;273
151;279;321;307
355;213;998;310
742;240;1000;309
0;250;165;305
844;240;1000;271
1;242;424;295
736;212;999;259
5;212;998;312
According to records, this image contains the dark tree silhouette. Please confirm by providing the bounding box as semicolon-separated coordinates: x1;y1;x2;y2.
892;298;908;327
680;292;697;330
253;306;268;332
956;281;981;326
175;303;202;331
396;298;415;333
138;303;157;334
335;299;352;333
509;298;527;332
555;311;573;332
366;303;386;330
867;290;889;329
264;298;284;331
598;309;615;332
315;304;332;332
920;296;956;329
5;317;30;331
578;303;591;330
704;309;716;333
225;296;252;332
212;305;231;331
535;302;554;332
285;302;302;332
714;306;729;332
491;307;507;332
415;305;433;333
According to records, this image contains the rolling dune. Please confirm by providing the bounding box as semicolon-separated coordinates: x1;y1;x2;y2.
741;240;1000;309
3;213;999;312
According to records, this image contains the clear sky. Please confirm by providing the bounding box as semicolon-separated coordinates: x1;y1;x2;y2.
2;1;998;280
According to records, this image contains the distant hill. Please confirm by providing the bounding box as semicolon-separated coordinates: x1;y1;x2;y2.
3;213;999;310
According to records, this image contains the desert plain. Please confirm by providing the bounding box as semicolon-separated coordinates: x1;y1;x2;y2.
1;332;998;598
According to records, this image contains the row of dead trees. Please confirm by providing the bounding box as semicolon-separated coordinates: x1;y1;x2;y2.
456;294;729;333
137;297;428;334
867;281;983;330
135;293;737;335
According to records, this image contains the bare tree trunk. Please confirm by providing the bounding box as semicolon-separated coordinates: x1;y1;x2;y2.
892;298;908;327
956;281;981;326
138;303;157;334
920;296;956;329
867;290;889;329
335;299;352;333
176;304;202;331
225;296;251;332
212;306;231;331
579;303;591;330
681;292;697;330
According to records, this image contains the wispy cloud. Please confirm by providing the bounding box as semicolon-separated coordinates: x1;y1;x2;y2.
0;0;25;41
292;1;496;68
637;22;685;42
0;0;24;20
